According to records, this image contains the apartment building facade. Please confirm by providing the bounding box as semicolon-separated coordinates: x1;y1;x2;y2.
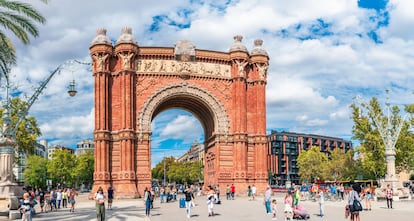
267;130;352;186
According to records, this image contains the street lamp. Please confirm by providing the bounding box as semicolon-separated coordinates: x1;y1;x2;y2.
354;89;412;200
0;59;89;202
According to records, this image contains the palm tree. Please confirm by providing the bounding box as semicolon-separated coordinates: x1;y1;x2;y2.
0;0;47;76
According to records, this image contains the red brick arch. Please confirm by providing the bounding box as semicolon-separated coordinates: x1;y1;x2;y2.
90;28;269;198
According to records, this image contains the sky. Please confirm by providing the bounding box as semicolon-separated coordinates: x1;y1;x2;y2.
3;0;414;167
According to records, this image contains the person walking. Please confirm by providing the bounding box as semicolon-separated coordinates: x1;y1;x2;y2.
144;187;152;217
56;189;62;209
226;185;230;200
184;186;195;219
364;184;372;210
68;189;77;213
215;185;221;201
339;183;345;201
95;186;106;221
271;199;278;221
317;189;325;217
20;193;31;221
247;185;252;200
283;192;293;221
62;189;68;208
251;184;257;200
107;186;114;210
264;186;272;214
385;184;393;209
38;188;45;213
230;184;236;200
348;184;362;221
206;186;216;217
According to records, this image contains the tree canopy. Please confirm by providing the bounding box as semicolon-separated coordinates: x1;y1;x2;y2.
350;97;414;179
0;97;41;155
152;157;203;185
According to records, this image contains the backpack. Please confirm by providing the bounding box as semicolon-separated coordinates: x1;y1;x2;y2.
148;192;153;201
349;191;362;212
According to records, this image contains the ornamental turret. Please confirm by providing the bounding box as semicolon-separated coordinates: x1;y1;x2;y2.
114;27;139;71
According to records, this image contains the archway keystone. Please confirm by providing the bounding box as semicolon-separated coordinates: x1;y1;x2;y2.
90;28;269;198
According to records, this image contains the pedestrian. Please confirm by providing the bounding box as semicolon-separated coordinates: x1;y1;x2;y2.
339;183;345;201
247;185;252;200
160;186;165;203
144;187;152;217
20;193;31;221
293;187;300;209
364;184;372;210
95;186;106;221
56;189;62;209
184;186;195;218
264;186;272;214
385;184;393;209
150;188;156;209
300;182;308;201
206;186;216;217
271;199;278;221
62;188;68;208
317;189;325;217
348;183;362;221
226;185;230;200
38;188;45;213
230;184;236;200
68;189;77;212
50;189;57;210
252;184;257;200
283;192;293;221
107;186;114;210
215;185;221;201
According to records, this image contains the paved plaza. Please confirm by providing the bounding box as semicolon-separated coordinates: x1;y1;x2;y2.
1;192;413;221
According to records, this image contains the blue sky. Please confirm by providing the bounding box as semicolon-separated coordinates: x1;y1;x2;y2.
5;0;414;167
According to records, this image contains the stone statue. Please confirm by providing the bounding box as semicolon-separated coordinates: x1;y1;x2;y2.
119;52;134;69
92;54;109;72
235;60;248;76
256;63;268;79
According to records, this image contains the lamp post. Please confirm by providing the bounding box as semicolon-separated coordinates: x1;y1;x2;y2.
0;59;89;201
354;90;412;200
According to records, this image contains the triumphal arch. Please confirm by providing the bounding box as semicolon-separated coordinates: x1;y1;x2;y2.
90;27;269;198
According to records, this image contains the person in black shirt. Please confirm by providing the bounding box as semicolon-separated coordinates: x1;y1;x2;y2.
38;188;45;213
107;186;114;210
184;186;195;218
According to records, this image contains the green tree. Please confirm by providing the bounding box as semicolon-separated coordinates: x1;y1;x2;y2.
72;150;94;188
23;155;47;188
0;0;46;74
297;146;329;182
151;156;176;184
0;97;41;155
350;98;414;179
167;161;203;184
47;149;76;187
325;148;355;181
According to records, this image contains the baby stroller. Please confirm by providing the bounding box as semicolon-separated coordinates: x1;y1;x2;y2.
293;205;310;220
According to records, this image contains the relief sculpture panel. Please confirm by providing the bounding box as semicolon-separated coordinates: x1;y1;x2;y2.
137;60;231;77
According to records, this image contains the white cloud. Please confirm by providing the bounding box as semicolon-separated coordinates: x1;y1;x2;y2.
159;115;203;143
3;0;412;164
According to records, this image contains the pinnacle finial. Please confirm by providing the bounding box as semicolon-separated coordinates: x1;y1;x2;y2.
234;35;243;43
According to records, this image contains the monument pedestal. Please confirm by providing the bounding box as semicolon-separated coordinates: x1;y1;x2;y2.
375;179;412;201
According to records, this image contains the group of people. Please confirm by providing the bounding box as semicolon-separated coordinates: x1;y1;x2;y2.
18;186;78;221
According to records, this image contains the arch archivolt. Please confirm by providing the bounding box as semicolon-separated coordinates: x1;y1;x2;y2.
137;82;230;139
